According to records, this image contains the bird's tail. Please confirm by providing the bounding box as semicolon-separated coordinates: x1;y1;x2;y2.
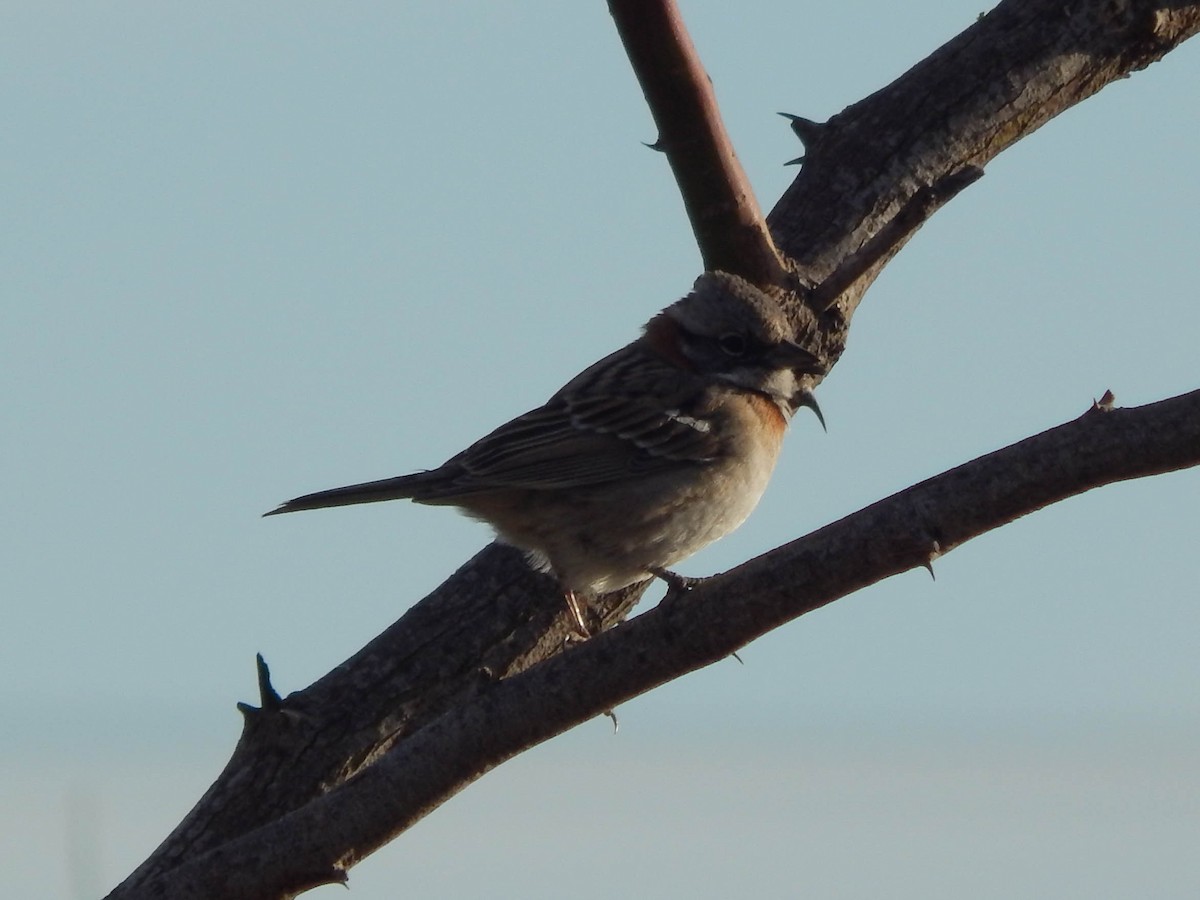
263;473;433;516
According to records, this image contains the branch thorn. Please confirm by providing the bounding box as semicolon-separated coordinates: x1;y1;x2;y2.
922;539;942;581
257;652;285;710
1091;389;1116;413
777;112;825;148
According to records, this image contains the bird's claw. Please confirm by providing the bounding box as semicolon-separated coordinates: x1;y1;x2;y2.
651;568;712;602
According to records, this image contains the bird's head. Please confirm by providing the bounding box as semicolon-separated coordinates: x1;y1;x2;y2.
657;271;826;425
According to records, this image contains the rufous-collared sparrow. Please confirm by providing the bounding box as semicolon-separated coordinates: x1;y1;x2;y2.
266;272;825;626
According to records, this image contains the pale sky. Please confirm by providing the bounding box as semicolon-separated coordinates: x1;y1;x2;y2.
2;3;1197;898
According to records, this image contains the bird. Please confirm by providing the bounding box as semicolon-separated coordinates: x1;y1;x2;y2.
266;271;825;631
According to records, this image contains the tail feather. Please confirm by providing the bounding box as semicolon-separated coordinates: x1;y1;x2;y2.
264;473;429;516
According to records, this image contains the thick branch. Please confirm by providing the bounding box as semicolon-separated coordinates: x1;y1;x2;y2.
115;389;1200;899
110;550;647;892
773;0;1200;322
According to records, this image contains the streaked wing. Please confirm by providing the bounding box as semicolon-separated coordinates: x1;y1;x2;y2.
428;348;723;493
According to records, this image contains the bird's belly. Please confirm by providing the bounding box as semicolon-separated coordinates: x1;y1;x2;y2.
468;450;779;596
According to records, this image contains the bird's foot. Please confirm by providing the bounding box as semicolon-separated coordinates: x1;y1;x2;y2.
650;568;713;602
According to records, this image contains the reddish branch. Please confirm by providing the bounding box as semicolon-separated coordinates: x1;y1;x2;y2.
608;0;787;285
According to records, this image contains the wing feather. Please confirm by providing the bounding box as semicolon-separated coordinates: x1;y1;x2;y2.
415;347;725;495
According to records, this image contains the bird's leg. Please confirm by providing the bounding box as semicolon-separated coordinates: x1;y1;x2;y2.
561;591;619;726
563;589;592;639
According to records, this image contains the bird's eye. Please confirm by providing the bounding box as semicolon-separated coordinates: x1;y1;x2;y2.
717;333;748;356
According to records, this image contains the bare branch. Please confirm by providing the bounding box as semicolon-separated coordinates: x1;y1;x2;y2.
807;165;985;311
114;389;1200;899
110;552;646;892
608;0;786;285
776;0;1200;324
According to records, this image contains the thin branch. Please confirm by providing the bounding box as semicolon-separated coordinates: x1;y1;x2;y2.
116;389;1200;899
608;0;786;285
808;166;985;311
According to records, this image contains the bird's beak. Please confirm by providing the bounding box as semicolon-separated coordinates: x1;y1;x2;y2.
768;340;825;429
794;387;826;431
